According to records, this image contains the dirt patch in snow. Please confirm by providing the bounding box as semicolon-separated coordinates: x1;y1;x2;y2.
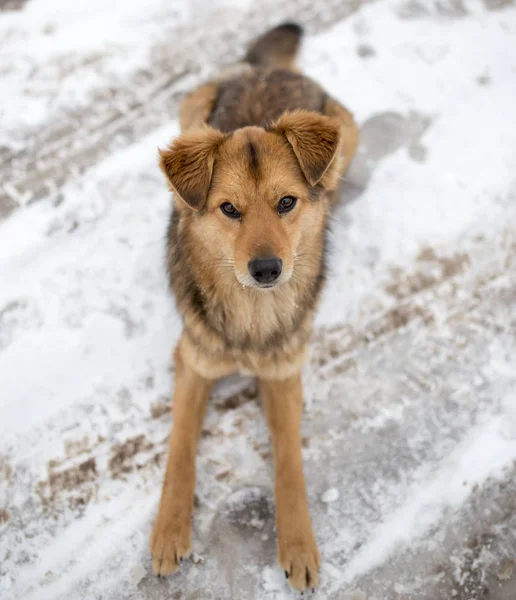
214;382;259;412
0;0;27;11
108;434;155;479
150;398;170;419
386;248;470;300
37;457;98;509
34;432;165;511
0;454;13;483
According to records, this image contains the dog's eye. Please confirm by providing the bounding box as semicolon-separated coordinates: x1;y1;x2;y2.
278;196;297;214
220;202;241;219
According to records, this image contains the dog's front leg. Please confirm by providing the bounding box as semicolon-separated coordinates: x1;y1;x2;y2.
260;374;320;592
150;347;213;576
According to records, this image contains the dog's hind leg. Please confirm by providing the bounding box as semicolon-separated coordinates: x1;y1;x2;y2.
179;81;220;133
260;374;320;592
150;345;213;576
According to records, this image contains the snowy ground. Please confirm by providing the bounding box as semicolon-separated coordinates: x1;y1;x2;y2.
1;1;516;599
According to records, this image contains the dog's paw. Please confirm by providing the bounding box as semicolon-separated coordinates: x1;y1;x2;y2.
150;513;192;576
278;529;320;592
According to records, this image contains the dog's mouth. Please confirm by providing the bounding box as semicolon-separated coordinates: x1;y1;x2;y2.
235;268;292;290
255;282;277;289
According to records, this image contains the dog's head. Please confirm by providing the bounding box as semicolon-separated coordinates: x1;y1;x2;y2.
160;110;341;290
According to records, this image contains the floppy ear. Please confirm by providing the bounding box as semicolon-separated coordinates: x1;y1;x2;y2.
159;127;225;210
273;110;341;188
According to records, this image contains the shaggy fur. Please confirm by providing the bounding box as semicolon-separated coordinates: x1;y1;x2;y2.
150;23;359;592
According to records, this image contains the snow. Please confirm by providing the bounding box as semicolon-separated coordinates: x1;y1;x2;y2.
321;488;340;503
335;419;516;588
0;0;185;144
1;0;516;599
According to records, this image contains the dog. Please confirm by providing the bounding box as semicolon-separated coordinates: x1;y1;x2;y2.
150;23;359;592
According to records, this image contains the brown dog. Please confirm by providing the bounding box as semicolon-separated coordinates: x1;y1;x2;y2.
150;23;359;592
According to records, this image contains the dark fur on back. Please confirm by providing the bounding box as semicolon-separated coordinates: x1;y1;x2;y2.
208;68;327;133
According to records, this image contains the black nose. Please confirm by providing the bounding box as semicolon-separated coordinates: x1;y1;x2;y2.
248;257;283;284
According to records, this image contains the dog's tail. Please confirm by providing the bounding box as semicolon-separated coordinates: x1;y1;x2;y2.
244;22;303;70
